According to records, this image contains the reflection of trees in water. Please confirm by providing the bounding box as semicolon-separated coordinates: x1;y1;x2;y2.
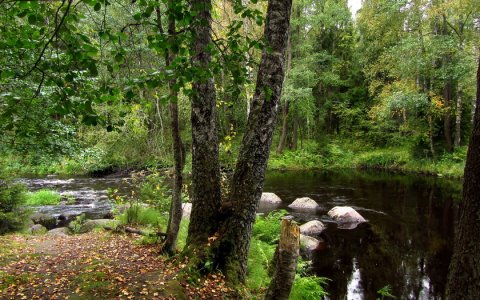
309;184;456;299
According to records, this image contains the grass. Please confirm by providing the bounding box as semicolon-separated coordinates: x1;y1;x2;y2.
117;205;164;227
25;189;61;206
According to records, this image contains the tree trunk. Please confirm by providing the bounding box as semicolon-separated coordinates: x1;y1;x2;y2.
292;116;298;150
265;218;300;300
276;101;289;154
443;80;454;152
454;90;462;147
213;0;293;284
186;0;222;248
156;5;185;255
446;58;480;299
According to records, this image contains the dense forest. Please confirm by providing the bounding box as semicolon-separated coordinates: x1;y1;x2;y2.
1;0;480;299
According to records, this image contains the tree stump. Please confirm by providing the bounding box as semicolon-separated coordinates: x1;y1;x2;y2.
265;217;300;300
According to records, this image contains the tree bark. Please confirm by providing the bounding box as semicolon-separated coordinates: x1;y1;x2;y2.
446;58;480;299
186;0;222;248
156;5;185;255
213;0;293;284
265;218;300;300
454;90;462;147
443;80;454;152
276;100;289;154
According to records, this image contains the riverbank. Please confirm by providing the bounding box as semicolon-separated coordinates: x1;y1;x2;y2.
1;140;466;179
268;141;466;179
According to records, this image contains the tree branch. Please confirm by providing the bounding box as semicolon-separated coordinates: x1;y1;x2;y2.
22;0;72;79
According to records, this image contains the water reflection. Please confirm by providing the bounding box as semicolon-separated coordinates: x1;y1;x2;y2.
263;170;460;299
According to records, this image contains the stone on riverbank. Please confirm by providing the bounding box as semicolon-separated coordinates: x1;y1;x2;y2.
47;227;71;236
78;219;120;234
30;213;57;230
29;224;47;235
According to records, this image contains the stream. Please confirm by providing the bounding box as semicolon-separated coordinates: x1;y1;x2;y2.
20;170;461;300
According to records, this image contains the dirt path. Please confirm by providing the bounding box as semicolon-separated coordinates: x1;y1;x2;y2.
0;232;233;299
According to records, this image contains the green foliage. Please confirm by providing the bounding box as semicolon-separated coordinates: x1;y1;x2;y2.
0;181;28;235
70;213;87;234
25;189;61;206
376;285;396;299
252;210;287;244
246;210;285;292
117;205;163;228
246;239;276;291
290;276;329;300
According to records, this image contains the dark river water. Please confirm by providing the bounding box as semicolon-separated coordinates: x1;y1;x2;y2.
21;170;462;300
263;170;461;300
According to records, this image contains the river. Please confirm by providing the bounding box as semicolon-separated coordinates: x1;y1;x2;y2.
21;170;462;299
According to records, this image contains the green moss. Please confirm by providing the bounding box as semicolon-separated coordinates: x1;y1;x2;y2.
25;189;61;206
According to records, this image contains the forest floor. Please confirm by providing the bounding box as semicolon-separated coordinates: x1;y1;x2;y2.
0;231;234;299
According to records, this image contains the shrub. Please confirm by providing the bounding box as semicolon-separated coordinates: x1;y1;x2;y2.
0;181;28;235
25;189;61;206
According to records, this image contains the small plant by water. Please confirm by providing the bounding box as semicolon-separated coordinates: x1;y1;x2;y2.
25;189;61;206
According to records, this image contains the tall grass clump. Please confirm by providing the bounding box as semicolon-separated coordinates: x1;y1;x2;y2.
118;205;163;227
25;189;61;206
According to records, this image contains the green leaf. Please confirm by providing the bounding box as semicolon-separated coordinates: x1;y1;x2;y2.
94;2;101;11
28;14;36;24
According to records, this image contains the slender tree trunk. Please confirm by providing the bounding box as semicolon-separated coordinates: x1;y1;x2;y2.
446;58;480;299
276;28;292;155
443;80;454;152
276;101;289;154
213;0;293;283
186;0;222;248
454;90;462;147
156;5;185;255
292;116;298;150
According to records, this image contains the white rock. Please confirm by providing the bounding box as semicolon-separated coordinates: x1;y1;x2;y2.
260;192;282;204
182;203;192;219
288;197;320;210
328;206;366;224
300;220;325;236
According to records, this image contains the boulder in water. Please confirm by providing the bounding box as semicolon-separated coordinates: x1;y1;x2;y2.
300;234;321;258
328;206;366;225
182;203;192;219
300;220;325;236
78;219;120;234
29;224;47;235
30;213;57;230
47;227;71;236
288;197;320;210
260;192;282;204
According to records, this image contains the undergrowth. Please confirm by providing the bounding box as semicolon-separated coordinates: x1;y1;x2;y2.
25;189;61;206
